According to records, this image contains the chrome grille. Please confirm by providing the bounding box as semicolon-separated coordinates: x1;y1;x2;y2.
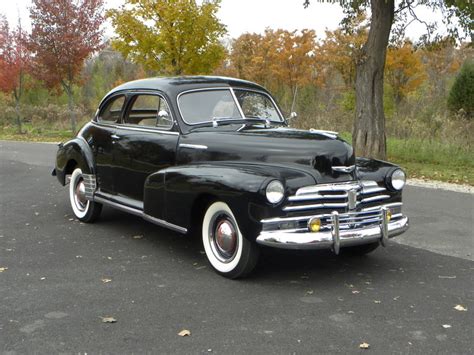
283;180;390;213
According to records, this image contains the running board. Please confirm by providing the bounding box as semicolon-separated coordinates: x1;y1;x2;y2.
93;194;187;234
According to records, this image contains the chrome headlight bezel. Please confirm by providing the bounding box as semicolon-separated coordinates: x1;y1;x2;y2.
265;180;285;204
388;169;406;191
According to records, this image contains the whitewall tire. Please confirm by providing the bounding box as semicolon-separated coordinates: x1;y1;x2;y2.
69;168;102;222
202;201;259;278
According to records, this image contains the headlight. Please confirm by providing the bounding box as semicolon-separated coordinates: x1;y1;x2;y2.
266;180;285;204
389;169;406;190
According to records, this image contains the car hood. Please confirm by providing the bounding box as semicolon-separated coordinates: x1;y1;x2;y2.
177;126;356;183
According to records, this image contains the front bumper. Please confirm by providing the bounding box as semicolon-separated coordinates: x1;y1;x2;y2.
256;211;409;253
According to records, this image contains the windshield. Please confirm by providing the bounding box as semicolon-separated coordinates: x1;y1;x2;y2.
178;88;282;125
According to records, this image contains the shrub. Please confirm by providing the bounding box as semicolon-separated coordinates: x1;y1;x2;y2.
448;60;473;119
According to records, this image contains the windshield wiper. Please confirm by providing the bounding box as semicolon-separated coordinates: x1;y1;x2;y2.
211;117;286;127
189;117;285;130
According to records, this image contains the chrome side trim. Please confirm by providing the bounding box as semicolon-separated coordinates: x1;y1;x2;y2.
94;195;143;217
143;214;188;234
179;143;208;150
332;165;355;173
93;194;187;234
115;125;180;135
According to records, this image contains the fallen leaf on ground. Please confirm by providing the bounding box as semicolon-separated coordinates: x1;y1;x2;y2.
101;278;112;283
454;305;467;311
132;235;143;239
0;267;8;272
101;316;117;323
178;329;191;337
359;342;370;349
442;324;452;328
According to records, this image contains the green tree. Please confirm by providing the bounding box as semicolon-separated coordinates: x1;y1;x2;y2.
107;0;227;75
304;0;472;159
448;60;474;118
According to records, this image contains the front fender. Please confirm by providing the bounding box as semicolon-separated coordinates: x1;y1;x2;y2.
55;137;95;185
143;163;316;239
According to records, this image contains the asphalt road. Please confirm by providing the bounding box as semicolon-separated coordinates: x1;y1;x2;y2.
1;140;473;354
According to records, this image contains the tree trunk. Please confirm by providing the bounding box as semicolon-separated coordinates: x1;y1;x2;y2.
14;90;22;134
63;83;76;133
352;0;394;159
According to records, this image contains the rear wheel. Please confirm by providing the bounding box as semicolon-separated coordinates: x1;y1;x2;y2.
341;242;380;256
202;201;259;279
69;168;102;223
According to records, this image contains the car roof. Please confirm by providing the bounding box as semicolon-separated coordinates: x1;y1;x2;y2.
106;76;268;98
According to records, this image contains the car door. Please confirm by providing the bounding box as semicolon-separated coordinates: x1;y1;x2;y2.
91;94;126;194
113;92;179;204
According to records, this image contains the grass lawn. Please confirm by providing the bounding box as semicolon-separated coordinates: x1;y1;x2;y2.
1;125;473;186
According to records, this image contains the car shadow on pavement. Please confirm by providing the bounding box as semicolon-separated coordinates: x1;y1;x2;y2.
96;206;424;285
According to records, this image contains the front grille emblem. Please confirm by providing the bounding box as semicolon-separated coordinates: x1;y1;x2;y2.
348;189;357;210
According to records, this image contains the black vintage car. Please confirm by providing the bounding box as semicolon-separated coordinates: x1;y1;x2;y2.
53;76;409;278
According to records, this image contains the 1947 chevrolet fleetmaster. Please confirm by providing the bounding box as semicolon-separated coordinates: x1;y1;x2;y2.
53;76;409;278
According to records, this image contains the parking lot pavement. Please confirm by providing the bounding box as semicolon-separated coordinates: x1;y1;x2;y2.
1;141;473;354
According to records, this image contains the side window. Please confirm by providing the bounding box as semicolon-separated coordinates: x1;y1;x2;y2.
98;95;125;123
125;94;173;129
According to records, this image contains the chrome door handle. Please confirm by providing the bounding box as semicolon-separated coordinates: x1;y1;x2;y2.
111;134;120;140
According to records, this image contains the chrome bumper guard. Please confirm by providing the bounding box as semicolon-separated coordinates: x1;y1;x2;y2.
256;208;409;253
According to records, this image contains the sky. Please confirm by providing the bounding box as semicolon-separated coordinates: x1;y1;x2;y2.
2;0;447;41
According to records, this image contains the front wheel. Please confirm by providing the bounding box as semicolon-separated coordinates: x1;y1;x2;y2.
202;201;259;279
69;168;102;223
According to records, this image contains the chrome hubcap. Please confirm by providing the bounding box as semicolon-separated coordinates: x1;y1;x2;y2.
216;220;237;255
74;178;87;211
209;215;238;262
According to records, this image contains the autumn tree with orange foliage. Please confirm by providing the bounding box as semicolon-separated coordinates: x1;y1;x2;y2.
225;29;318;110
29;0;105;133
0;16;30;133
318;14;368;90
385;42;426;105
